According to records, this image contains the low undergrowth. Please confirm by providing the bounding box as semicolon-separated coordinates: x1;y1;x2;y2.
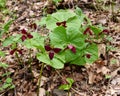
0;7;109;95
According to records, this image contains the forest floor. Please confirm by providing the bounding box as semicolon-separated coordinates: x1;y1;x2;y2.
0;0;120;96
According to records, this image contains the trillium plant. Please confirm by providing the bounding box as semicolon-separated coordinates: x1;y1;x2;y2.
37;7;108;69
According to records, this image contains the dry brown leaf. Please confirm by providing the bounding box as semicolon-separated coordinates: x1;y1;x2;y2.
110;67;120;78
39;88;46;96
37;76;48;87
24;92;37;96
5;55;14;63
88;72;95;84
96;66;110;75
16;92;22;96
32;70;39;78
98;44;106;58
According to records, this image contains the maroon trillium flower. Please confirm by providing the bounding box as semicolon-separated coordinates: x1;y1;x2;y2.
10;48;17;55
21;29;33;41
10;48;22;55
17;50;23;55
102;29;109;34
21;35;27;41
21;29;27;34
46;65;52;71
45;45;52;51
27;33;33;39
98;29;109;36
49;51;54;60
29;23;37;30
45;45;61;60
56;21;67;27
86;54;91;59
67;44;76;53
83;27;93;35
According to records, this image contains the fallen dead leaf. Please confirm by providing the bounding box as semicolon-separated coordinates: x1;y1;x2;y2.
96;66;110;75
110;67;120;78
88;71;95;84
37;76;48;87
39;88;46;96
98;44;106;58
24;92;37;96
32;70;39;78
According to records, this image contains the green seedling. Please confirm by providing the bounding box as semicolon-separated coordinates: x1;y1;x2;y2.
0;63;15;94
0;0;6;9
59;78;74;90
0;20;13;39
105;75;111;79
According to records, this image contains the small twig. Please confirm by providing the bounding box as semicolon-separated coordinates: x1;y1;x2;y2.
55;70;63;79
0;86;13;96
85;39;107;44
71;87;86;96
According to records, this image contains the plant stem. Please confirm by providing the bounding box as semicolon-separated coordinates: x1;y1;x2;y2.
28;49;32;63
28;49;34;78
15;52;22;65
37;63;44;96
68;90;70;96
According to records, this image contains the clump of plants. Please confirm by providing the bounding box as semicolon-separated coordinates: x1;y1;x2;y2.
0;51;15;94
0;0;6;9
37;7;108;68
2;7;109;95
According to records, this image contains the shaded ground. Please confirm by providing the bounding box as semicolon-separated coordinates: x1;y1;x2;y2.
0;0;120;96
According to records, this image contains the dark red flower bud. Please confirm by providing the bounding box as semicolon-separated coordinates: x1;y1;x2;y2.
56;21;67;27
56;22;61;26
21;35;27;41
27;33;33;39
71;46;76;53
53;48;61;53
67;45;76;53
61;79;68;84
84;27;93;35
21;29;27;34
102;29;109;34
49;51;54;60
86;54;91;59
88;30;93;35
45;45;52;51
83;27;90;35
61;21;67;27
10;48;17;55
46;65;52;71
17;49;22;55
33;23;37;29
